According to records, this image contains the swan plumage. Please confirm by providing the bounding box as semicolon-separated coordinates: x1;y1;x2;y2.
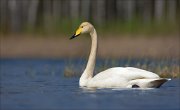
70;22;169;88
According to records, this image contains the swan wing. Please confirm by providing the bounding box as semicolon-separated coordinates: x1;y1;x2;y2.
87;67;161;88
92;67;159;81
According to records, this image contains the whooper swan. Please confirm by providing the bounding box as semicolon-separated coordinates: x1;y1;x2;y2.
70;22;170;88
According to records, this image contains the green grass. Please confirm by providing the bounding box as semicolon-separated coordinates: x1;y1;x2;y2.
96;19;179;36
1;18;178;37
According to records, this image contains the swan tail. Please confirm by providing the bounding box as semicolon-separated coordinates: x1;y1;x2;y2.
129;78;171;88
149;78;170;88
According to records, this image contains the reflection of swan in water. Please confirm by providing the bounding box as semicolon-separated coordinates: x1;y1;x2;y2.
70;22;170;88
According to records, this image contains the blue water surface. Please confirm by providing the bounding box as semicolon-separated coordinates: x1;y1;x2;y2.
0;59;180;110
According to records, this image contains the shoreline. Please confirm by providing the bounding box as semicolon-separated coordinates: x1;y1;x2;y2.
1;35;179;59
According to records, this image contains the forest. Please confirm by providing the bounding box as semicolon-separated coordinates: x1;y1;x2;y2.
0;0;179;34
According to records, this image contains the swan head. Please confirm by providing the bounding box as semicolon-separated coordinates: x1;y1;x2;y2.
70;22;94;39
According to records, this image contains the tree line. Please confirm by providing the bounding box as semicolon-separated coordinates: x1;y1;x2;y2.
0;0;179;33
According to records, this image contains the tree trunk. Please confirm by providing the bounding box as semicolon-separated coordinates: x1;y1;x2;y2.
96;0;106;25
142;1;152;23
61;0;70;19
116;0;124;20
0;0;8;31
52;0;61;21
124;0;135;21
70;0;80;20
106;0;116;21
154;0;165;22
43;0;52;31
81;0;90;21
8;0;21;32
167;0;176;22
27;0;39;29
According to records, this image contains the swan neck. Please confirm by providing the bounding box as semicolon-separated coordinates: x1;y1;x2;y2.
80;28;97;84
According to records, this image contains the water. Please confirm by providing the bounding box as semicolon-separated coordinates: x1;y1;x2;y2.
0;59;180;110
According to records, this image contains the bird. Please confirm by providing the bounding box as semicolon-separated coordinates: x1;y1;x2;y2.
70;22;170;88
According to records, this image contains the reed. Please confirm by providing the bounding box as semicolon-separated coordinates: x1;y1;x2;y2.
64;58;180;78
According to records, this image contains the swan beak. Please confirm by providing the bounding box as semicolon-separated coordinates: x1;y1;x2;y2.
70;34;77;40
70;28;82;40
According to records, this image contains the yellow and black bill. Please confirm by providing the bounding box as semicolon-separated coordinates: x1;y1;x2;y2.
70;28;82;40
70;34;80;40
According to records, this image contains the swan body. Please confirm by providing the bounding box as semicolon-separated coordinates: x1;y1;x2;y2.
85;67;167;88
70;22;169;88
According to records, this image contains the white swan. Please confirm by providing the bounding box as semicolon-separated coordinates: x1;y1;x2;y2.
70;22;170;88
